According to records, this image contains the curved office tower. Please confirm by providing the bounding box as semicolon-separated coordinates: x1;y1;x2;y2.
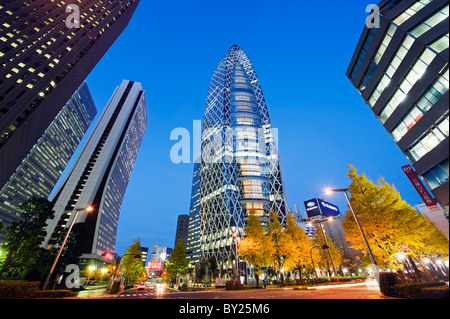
198;45;288;272
43;80;148;268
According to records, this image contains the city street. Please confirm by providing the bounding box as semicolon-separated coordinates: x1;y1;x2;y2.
103;283;394;300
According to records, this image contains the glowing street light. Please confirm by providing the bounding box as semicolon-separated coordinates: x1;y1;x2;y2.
42;205;94;290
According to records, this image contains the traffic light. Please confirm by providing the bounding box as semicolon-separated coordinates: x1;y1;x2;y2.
102;252;112;258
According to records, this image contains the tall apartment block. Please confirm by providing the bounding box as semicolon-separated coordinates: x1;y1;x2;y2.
43;80;148;267
347;0;449;211
0;81;97;242
0;0;141;197
193;45;288;273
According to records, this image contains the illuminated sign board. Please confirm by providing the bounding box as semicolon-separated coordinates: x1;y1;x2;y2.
148;261;162;270
304;198;340;219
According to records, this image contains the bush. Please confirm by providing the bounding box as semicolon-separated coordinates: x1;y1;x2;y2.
0;282;40;299
394;283;448;299
379;273;449;299
0;281;77;299
379;272;399;297
225;281;244;290
225;281;264;290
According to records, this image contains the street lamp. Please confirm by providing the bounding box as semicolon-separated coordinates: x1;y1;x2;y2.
42;205;94;290
325;188;378;268
232;231;239;281
86;265;96;286
316;218;338;277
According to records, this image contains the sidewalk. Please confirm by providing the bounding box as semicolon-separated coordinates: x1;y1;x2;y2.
77;285;108;298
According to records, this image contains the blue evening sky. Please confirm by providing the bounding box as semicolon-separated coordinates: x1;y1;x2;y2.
75;1;426;255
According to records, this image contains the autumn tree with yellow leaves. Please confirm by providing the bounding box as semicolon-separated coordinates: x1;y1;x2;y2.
342;165;449;270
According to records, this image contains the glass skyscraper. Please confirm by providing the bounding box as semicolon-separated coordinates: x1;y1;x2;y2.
192;45;288;273
0;81;97;242
43;80;148;268
347;0;449;211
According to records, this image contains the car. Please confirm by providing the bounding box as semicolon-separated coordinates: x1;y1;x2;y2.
136;282;146;290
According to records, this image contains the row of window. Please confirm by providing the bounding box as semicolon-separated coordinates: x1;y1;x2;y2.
351;0;433;82
392;68;449;142
423;159;449;190
379;46;438;122
406;114;449;163
368;5;449;109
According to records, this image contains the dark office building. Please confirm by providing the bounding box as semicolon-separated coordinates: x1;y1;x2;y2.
43;80;148;268
347;0;449;211
0;0;141;194
175;214;189;248
0;81;96;242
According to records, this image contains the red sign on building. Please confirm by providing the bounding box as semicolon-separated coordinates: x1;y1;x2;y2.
402;165;437;208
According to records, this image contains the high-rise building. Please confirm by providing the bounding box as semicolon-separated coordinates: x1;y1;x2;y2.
186;163;201;264
0;81;97;242
347;0;449;211
148;245;172;276
174;214;189;247
195;45;288;272
0;0;141;195
43;80;148;268
140;247;149;268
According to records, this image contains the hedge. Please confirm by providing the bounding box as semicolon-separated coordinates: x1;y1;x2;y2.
0;281;77;299
379;272;449;299
225;281;264;290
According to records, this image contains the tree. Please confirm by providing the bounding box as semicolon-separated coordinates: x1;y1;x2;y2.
267;209;297;285
121;238;145;285
165;238;188;283
342;165;449;270
0;198;55;280
283;212;313;282
311;229;342;277
238;210;274;285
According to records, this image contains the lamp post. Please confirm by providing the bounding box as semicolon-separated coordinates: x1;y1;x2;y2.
316;218;338;277
325;188;378;268
232;231;239;281
86;265;96;286
43;206;94;290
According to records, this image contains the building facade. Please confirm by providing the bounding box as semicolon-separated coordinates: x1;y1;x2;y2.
174;214;189;247
148;245;172;277
186;163;201;264
43;80;148;268
347;0;449;211
194;45;288;273
0;0;141;195
0;81;97;242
